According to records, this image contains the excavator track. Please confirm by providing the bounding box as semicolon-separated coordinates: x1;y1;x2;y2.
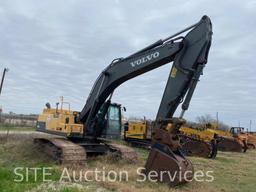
34;138;87;166
34;138;138;165
107;143;138;162
179;135;217;159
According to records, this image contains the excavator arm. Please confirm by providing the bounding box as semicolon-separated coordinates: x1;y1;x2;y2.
79;15;212;186
79;37;183;136
79;16;212;138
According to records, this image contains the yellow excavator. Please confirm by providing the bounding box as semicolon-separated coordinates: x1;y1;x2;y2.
179;124;250;152
123;118;152;145
36;16;212;186
228;127;256;150
124;120;218;158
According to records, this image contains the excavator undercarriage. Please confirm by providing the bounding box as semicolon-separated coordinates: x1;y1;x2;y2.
36;102;138;166
34;136;138;166
34;138;87;166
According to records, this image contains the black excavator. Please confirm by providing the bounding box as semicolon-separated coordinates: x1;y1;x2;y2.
36;15;212;186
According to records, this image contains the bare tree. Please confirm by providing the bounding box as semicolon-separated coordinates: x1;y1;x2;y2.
216;121;230;131
195;114;230;131
196;114;214;125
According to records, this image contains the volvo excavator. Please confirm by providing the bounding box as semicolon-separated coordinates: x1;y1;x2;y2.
36;15;212;186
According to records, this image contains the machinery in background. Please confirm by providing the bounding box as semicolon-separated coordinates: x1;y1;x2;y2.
180;124;249;152
178;126;218;158
124;121;256;156
124;120;218;158
36;15;212;186
179;125;244;153
208;125;249;152
229;127;256;150
124;118;153;149
247;134;256;149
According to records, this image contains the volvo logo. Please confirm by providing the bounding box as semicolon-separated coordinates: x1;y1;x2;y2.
130;52;160;67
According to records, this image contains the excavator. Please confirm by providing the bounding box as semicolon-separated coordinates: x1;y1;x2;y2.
216;126;248;152
36;15;212;186
124;120;218;158
124;118;153;149
179;124;250;152
228;127;256;150
178;126;218;158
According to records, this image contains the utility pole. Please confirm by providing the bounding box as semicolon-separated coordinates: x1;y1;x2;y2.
0;68;9;95
249;120;252;133
216;112;219;128
0;68;9;124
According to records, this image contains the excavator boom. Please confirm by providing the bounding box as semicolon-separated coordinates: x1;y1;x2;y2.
77;16;212;186
79;16;212;137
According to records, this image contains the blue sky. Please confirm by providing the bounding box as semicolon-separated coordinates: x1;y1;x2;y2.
0;0;256;131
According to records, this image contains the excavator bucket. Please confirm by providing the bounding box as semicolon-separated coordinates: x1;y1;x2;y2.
218;137;247;152
144;128;193;186
180;138;216;158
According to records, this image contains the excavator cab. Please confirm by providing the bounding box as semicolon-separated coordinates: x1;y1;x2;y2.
100;103;122;139
37;98;122;139
230;127;244;136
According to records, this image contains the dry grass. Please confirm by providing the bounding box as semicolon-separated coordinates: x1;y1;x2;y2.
0;132;256;192
0;132;56;167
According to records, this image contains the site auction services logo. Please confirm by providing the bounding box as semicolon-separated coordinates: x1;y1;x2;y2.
13;166;214;183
